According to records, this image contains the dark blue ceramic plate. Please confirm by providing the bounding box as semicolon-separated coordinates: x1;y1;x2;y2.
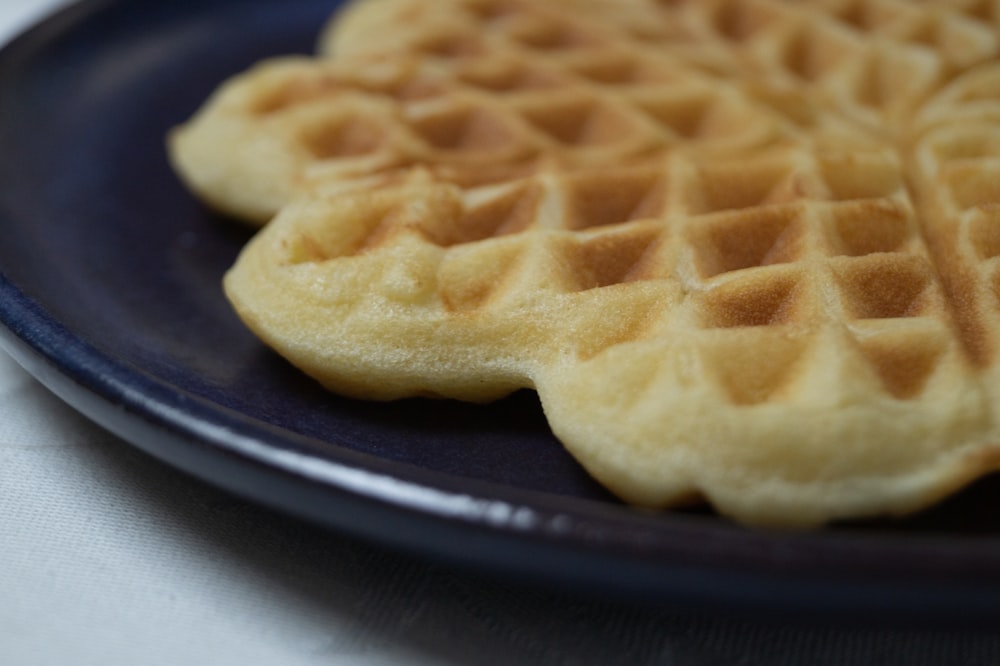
5;0;1000;621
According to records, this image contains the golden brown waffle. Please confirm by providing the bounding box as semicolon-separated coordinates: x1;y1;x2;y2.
179;0;1000;525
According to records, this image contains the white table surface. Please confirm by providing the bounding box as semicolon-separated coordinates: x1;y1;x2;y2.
4;1;1000;664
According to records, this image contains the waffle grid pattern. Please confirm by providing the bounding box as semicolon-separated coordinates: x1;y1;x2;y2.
183;0;1000;524
338;149;949;399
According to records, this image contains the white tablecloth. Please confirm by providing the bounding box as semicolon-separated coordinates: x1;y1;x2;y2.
4;2;1000;664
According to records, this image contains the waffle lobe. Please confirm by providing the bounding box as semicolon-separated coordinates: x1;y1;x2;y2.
170;0;1000;526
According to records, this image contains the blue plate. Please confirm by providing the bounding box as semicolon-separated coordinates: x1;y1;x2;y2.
4;0;1000;621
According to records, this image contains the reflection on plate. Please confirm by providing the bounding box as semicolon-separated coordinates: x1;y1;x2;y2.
3;0;1000;620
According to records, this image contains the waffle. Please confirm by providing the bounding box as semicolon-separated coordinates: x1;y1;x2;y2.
183;0;1000;525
